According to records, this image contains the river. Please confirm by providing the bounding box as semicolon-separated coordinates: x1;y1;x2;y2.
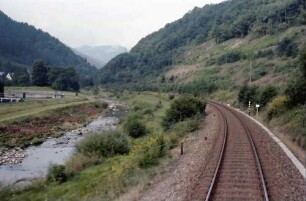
0;100;127;186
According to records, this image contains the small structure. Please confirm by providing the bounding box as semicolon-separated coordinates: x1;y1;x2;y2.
6;73;14;81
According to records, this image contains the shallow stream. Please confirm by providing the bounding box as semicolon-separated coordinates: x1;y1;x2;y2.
0;100;127;186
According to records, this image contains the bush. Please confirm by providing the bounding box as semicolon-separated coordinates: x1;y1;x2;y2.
217;51;246;65
285;77;306;107
155;100;163;110
31;137;44;146
260;85;278;107
238;85;260;106
162;96;206;129
256;49;274;58
168;94;175;100
172;115;201;136
65;154;101;176
266;96;288;120
75;130;130;157
137;135;166;167
277;37;298;58
46;164;67;184
123;117;147;138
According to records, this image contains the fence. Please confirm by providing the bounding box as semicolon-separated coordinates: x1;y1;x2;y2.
0;90;73;103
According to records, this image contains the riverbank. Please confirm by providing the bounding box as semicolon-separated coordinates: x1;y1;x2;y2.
0;101;108;149
0;101;126;186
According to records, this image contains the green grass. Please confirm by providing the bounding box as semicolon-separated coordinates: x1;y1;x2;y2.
0;98;91;123
1;92;204;201
0;86;96;123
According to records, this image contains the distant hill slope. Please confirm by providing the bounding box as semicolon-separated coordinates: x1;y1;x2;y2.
98;0;306;91
0;10;97;76
74;45;127;68
72;48;106;69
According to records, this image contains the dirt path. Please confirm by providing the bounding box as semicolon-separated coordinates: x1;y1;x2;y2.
137;105;220;201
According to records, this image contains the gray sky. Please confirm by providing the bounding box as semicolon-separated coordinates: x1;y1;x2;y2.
0;0;223;49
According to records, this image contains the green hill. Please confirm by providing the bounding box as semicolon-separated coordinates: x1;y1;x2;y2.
0;10;97;84
98;0;306;150
98;0;306;92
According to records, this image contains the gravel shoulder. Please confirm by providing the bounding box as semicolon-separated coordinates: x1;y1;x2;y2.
138;106;219;201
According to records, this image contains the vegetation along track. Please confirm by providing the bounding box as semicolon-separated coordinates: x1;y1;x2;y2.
190;102;269;200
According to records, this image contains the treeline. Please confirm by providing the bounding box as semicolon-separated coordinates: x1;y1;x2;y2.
31;60;94;91
98;0;306;87
0;10;97;83
2;59;94;91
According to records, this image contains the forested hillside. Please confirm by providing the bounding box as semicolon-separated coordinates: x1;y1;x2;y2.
0;11;97;86
98;0;306;89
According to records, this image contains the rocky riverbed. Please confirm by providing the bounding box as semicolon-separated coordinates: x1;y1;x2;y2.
0;148;26;165
0;101;128;186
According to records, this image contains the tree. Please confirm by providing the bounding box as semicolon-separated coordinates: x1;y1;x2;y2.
301;47;306;80
0;76;4;97
260;85;278;106
285;48;306;107
123;117;147;138
31;60;48;86
51;66;80;91
238;85;259;106
65;66;79;91
162;96;206;129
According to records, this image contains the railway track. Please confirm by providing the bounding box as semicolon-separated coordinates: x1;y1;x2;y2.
193;102;269;200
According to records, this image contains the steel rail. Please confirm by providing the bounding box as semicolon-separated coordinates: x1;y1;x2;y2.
206;101;269;201
204;102;228;201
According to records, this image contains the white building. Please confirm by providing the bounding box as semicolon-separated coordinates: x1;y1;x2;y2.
6;73;14;81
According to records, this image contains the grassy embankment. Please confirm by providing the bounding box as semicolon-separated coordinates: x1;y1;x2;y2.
168;26;306;157
0;92;206;201
0;87;107;149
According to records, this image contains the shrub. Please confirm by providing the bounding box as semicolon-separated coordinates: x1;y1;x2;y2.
65;154;101;176
256;49;274;58
172;115;201;136
31;137;44;146
123;117;147;138
155;100;163;110
75;130;130;157
266;96;288;120
217;51;246;65
285;77;306;107
46;164;67;184
260;85;278;107
137;135;166;167
162;96;206;129
238;85;260;106
168;94;175;100
277;37;298;58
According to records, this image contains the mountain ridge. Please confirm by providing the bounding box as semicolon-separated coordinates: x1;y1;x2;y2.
98;0;306;92
74;45;127;68
0;10;97;84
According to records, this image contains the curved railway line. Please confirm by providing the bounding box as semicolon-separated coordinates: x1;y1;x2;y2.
191;102;270;200
206;102;269;200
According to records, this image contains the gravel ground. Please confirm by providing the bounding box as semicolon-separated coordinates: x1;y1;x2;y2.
138;106;219;201
134;104;306;201
242;116;306;200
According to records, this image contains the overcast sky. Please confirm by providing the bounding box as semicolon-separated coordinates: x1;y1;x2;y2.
0;0;223;49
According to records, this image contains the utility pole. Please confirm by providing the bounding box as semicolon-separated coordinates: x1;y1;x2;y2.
249;59;252;83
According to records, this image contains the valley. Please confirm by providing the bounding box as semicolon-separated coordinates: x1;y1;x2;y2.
0;0;306;200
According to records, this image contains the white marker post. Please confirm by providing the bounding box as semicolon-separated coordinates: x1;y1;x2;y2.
248;100;251;115
256;104;260;116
